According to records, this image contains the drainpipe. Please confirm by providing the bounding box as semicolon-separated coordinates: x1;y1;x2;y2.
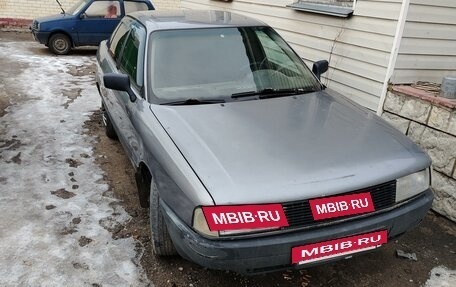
376;0;410;115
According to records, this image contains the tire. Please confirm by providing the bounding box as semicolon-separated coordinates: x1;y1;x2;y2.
101;104;117;139
149;178;177;256
48;33;71;55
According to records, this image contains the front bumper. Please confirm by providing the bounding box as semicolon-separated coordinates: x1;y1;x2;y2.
30;29;49;45
161;189;433;274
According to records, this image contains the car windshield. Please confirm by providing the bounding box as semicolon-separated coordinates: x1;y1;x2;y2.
67;0;90;15
148;27;321;103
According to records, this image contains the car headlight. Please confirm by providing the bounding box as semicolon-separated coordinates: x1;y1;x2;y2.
193;207;219;238
32;21;40;31
395;168;430;203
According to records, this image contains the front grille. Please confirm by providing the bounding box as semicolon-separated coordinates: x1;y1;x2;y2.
282;180;396;228
32;21;38;30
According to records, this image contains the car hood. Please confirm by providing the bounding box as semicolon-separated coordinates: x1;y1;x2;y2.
151;90;431;205
34;13;73;23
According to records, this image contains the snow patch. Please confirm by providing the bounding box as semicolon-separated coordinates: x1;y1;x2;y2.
424;266;456;287
0;41;150;286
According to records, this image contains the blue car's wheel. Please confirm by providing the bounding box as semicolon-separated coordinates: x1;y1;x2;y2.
48;33;71;55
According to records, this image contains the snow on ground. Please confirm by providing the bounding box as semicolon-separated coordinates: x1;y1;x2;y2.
0;41;150;286
424;266;456;287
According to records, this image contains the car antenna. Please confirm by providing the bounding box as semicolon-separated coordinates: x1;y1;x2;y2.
55;0;65;14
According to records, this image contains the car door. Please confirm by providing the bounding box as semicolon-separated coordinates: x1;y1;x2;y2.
109;19;147;165
76;0;122;45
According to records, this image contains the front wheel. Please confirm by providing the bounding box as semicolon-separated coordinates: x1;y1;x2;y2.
48;33;71;55
101;103;117;139
149;178;177;256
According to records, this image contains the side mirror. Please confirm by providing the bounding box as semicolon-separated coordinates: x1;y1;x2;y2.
80;13;87;19
312;60;329;81
103;73;136;102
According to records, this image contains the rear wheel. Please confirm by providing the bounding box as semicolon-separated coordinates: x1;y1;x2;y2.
48;33;71;55
149;178;177;256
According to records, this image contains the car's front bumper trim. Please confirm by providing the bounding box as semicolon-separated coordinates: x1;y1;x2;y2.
161;189;433;274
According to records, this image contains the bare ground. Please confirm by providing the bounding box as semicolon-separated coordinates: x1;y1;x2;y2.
84;109;455;287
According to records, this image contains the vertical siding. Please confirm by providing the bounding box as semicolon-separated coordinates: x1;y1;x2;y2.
180;0;401;110
391;0;456;84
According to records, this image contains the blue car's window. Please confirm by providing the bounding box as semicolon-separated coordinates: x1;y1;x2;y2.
124;2;149;14
84;0;120;18
67;0;90;16
119;21;146;88
148;27;321;103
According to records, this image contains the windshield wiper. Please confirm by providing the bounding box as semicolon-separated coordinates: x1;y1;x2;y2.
231;88;314;99
161;98;225;106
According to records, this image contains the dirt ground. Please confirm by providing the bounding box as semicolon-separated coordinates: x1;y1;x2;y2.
86;110;456;287
2;31;455;287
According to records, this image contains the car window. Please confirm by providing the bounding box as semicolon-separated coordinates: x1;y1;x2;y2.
109;18;133;59
84;0;120;18
67;0;90;16
151;28;251;95
148;27;321;103
256;30;300;74
118;21;146;88
124;1;149;14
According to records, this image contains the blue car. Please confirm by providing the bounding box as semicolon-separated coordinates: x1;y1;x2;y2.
30;0;154;55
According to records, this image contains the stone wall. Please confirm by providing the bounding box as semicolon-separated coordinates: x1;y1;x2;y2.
0;0;180;20
381;85;456;222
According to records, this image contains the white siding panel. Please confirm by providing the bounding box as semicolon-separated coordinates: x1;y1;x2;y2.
185;0;398;37
324;69;384;98
236;0;291;7
263;16;394;52
392;2;456;84
391;70;456;84
354;1;402;20
370;0;402;3
403;22;456;40
396;55;456;70
281;30;390;67
406;4;456;24
326;81;380;111
181;0;400;109
294;45;386;82
399;38;456;55
410;0;456;8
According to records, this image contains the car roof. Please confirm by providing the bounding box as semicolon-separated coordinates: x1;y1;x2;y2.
128;10;267;31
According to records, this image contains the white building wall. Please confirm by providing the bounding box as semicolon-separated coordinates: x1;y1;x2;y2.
181;0;402;110
391;0;456;84
0;0;180;20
